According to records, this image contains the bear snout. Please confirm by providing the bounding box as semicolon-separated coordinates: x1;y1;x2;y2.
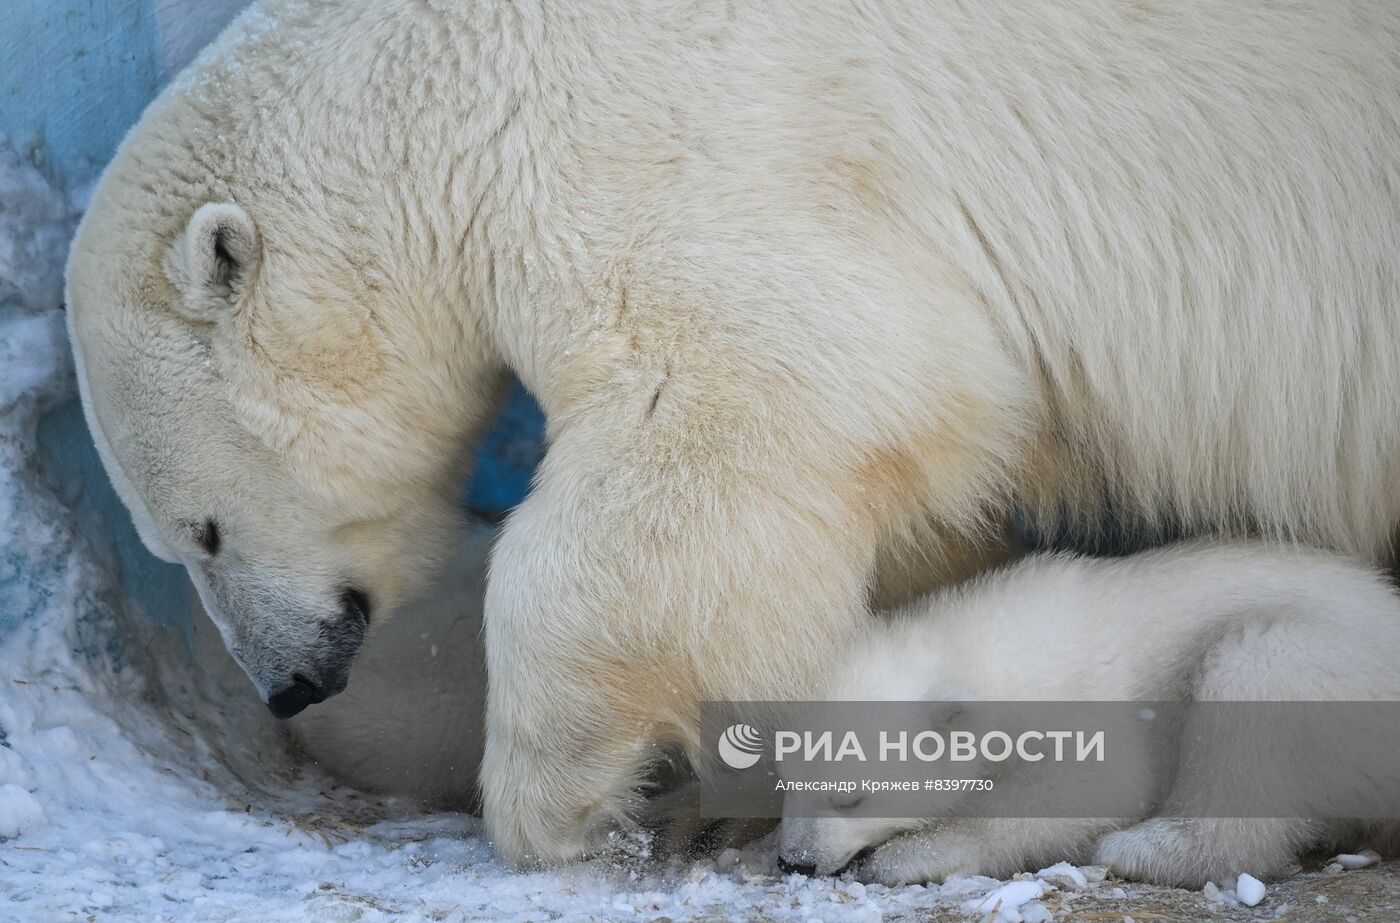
266;674;327;720
264;620;362;720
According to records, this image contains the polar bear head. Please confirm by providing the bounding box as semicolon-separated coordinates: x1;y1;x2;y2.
66;117;508;716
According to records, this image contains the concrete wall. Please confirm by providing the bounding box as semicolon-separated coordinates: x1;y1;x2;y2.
2;0;246;183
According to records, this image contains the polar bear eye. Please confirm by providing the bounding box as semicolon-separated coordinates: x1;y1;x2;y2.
196;519;221;556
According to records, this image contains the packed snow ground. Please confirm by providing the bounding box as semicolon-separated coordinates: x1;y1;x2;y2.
0;139;1385;922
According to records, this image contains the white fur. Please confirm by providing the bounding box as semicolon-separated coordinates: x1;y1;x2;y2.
282;528;488;808
780;542;1400;887
187;528;489;807
63;0;1400;863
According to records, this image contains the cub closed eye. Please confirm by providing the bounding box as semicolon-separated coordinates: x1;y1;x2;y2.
831;794;864;811
197;518;221;556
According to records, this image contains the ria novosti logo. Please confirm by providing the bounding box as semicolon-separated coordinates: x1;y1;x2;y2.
718;723;764;769
717;723;1107;770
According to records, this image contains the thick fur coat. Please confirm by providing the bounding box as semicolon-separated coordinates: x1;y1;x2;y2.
65;0;1400;863
780;542;1400;887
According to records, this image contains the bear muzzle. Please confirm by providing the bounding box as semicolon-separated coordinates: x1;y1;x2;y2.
266;673;330;719
263;592;369;718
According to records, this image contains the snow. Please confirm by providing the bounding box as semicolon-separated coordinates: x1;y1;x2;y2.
1235;873;1266;907
1334;850;1381;870
961;878;1050;923
0;783;46;838
0;144;75;320
1035;862;1090;892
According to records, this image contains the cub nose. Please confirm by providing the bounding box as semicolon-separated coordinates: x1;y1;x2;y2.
266;673;326;720
777;857;819;877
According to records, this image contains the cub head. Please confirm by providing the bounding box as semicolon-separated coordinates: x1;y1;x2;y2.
777;632;977;877
66;155;505;717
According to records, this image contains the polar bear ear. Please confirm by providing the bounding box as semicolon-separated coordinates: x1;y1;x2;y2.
165;202;261;322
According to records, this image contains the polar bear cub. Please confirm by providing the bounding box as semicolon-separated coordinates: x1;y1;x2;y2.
778;541;1400;887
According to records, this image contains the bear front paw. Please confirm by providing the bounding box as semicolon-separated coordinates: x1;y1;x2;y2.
1094;819;1214;888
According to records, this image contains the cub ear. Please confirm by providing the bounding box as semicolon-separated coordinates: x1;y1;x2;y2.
165;202;261;321
926;687;975;730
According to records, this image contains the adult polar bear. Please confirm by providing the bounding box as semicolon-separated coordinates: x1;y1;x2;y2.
66;0;1400;865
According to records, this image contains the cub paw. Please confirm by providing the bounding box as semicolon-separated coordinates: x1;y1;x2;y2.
858;832;981;886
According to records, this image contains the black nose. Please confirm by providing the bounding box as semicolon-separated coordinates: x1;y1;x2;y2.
777;857;819;877
266;674;326;720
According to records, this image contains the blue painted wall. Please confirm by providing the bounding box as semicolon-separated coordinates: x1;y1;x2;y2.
5;0;189;634
5;0;545;636
2;0;164;183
